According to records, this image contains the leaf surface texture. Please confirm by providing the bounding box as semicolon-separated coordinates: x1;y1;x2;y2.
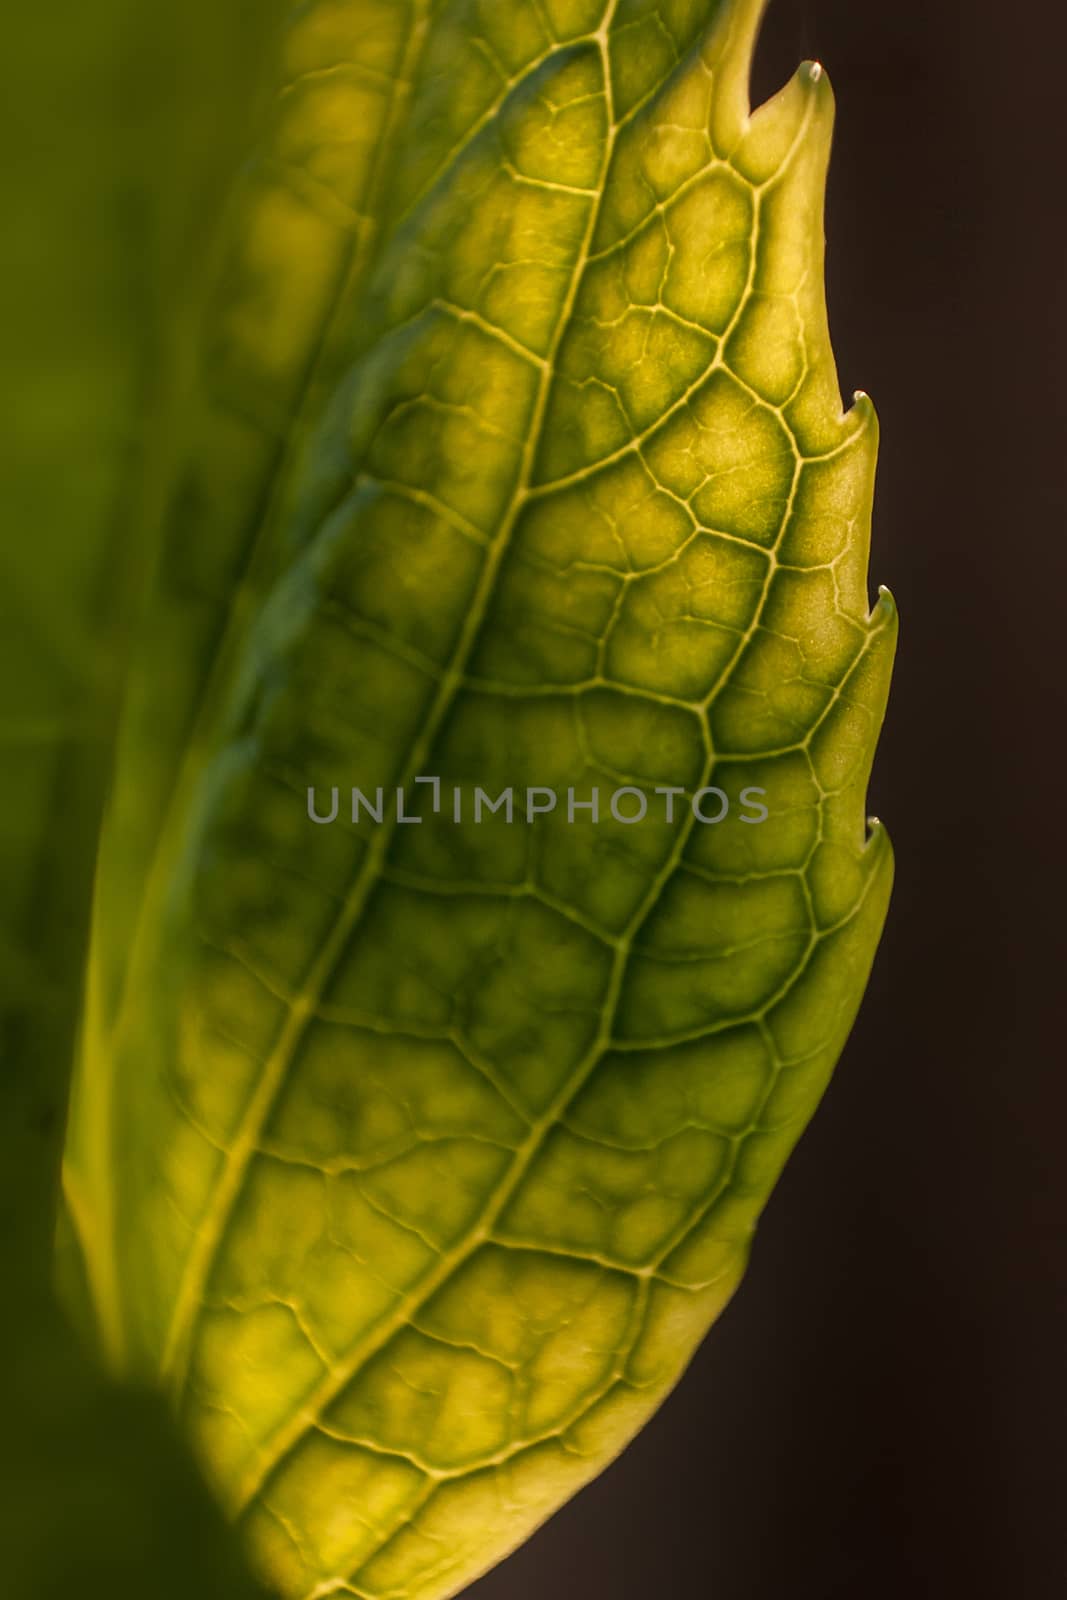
71;2;895;1596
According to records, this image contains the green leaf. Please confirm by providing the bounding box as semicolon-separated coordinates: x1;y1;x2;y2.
70;1;895;1596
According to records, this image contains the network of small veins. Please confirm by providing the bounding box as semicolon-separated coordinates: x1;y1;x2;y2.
153;11;889;1596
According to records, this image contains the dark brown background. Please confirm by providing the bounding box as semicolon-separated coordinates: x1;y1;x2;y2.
471;3;1067;1596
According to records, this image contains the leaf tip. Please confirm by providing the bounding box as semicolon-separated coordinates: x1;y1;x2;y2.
874;583;896;617
797;56;834;107
846;388;877;428
864;815;892;860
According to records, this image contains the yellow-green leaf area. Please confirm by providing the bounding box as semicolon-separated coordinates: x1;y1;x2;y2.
69;3;896;1598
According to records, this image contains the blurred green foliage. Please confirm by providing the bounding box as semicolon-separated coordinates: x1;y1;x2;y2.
0;2;289;1593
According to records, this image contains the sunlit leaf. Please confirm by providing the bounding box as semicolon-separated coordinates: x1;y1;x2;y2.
69;2;895;1597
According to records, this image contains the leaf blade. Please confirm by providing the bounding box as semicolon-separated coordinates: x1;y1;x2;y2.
73;3;895;1596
